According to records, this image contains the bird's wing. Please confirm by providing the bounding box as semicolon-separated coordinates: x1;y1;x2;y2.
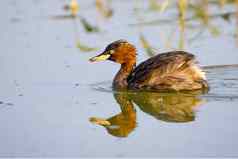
127;51;197;89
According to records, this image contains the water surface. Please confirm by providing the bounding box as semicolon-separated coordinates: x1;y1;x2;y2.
0;0;238;157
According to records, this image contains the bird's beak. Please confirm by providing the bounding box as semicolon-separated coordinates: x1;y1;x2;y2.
89;52;111;62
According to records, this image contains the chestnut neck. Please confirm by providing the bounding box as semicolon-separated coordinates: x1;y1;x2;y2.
113;61;135;90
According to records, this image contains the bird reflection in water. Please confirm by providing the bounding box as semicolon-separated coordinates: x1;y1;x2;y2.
90;93;136;138
90;90;206;138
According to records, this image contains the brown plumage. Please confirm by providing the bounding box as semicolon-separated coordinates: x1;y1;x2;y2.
89;40;209;91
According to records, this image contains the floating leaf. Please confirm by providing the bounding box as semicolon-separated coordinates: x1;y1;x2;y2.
159;0;170;13
80;17;100;33
149;0;160;10
221;12;232;22
51;15;76;20
219;0;227;8
76;41;98;52
208;25;220;36
149;0;170;12
64;0;79;17
95;0;113;18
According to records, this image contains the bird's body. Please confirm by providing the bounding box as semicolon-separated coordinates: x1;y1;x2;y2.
90;40;208;91
128;51;208;91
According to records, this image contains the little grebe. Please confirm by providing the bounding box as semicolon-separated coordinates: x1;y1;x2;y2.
89;40;209;91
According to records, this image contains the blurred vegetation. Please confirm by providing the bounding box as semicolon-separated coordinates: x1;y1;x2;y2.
138;0;238;53
62;0;238;54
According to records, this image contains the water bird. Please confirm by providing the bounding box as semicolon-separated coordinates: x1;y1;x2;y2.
89;40;209;91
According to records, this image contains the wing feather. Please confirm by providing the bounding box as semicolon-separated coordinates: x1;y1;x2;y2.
127;51;202;90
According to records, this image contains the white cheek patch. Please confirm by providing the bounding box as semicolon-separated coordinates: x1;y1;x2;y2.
109;50;115;54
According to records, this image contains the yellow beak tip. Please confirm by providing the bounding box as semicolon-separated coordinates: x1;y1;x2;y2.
89;54;110;63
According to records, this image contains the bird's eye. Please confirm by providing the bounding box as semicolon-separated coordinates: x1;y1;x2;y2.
109;50;115;54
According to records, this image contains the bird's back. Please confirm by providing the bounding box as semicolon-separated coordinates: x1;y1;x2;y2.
127;51;208;91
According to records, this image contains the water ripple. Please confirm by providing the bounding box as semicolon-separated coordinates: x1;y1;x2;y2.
90;64;238;101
